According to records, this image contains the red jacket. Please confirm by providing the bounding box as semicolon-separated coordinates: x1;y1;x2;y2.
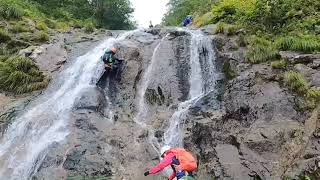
148;152;176;180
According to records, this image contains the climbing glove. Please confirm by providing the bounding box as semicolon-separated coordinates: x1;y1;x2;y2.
144;171;150;176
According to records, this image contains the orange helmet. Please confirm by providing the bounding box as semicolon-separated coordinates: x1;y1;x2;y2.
111;47;117;53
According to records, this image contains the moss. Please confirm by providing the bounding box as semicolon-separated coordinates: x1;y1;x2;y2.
0;56;49;94
223;60;236;80
0;29;12;42
284;71;309;94
271;60;287;69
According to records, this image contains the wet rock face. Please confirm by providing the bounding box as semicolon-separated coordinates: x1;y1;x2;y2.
183;29;318;179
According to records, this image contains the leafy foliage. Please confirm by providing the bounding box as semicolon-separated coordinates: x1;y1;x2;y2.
0;56;48;94
163;0;215;26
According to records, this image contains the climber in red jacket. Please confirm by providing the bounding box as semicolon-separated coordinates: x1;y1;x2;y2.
144;146;197;180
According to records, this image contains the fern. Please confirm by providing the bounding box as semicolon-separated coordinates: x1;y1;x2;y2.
277;36;320;53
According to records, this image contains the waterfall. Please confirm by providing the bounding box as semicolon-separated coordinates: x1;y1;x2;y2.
135;35;168;126
0;31;137;180
164;30;218;147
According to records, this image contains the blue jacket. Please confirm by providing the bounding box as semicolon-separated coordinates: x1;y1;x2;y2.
183;16;193;27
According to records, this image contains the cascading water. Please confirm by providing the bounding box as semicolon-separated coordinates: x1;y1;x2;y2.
0;31;137;180
135;35;168;126
164;30;218;147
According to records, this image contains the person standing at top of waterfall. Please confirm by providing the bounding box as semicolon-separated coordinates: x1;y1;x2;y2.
149;21;154;28
144;146;197;180
183;15;193;27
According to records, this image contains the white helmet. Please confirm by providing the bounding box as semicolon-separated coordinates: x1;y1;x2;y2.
160;145;171;156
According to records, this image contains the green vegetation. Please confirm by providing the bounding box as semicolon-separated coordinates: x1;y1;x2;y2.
284;71;309;94
36;22;48;31
276;35;320;53
214;22;226;34
0;0;135;94
223;60;236;80
0;56;48;94
163;0;320;62
271;60;287;69
246;36;279;63
0;29;12;42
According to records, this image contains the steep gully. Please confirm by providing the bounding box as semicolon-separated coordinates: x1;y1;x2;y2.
0;28;219;179
1;27;318;180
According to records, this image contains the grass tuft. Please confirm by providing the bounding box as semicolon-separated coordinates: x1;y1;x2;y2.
0;56;48;94
34;31;50;42
214;22;226;34
284;71;309;94
276;36;320;53
246;36;279;63
271;60;287;69
36;22;48;31
0;2;24;19
0;29;12;42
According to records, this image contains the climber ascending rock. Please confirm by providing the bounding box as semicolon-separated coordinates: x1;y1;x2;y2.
101;47;125;80
144;146;197;180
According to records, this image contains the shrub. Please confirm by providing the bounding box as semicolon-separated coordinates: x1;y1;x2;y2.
271;60;287;69
0;56;48;94
284;71;309;94
193;12;215;27
211;0;256;24
0;29;11;42
276;36;320;53
36;22;48;31
215;22;226;34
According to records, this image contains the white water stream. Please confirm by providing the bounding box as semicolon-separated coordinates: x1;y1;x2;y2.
0;31;137;180
164;30;218;147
